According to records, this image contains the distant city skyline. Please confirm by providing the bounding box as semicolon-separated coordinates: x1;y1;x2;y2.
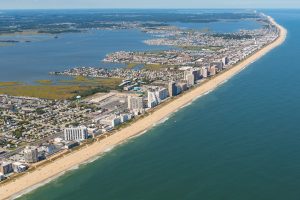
0;0;299;9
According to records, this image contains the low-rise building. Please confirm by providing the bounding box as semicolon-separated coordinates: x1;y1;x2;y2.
0;173;4;181
100;115;122;127
12;162;28;173
64;141;79;149
120;113;132;123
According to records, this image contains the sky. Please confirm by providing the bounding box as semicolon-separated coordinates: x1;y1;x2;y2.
0;0;299;9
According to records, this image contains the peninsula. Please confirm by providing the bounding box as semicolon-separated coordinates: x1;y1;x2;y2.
0;16;287;200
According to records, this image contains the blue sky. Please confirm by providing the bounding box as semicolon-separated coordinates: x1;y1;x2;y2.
0;0;299;9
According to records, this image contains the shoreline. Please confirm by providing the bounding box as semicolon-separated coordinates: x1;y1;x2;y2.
0;16;287;200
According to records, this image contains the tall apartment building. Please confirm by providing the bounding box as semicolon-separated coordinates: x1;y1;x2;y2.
209;65;216;76
222;56;229;66
0;162;13;175
211;61;224;71
201;67;208;78
156;87;169;101
128;96;144;111
178;81;188;92
168;81;177;97
24;146;39;163
147;91;159;108
147;87;169;108
184;68;200;87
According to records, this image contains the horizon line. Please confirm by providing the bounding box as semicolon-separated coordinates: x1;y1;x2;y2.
0;7;300;10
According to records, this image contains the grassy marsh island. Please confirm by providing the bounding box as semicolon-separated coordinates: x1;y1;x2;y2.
0;77;122;100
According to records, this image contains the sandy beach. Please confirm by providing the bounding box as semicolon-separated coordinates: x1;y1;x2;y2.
0;17;287;200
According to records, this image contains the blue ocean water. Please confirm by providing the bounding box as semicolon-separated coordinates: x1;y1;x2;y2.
16;9;300;200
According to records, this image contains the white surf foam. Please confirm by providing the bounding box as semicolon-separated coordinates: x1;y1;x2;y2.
82;155;102;165
104;145;115;153
129;129;149;140
180;102;192;109
203;89;213;96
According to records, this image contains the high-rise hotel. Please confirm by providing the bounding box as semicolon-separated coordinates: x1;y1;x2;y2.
64;126;88;142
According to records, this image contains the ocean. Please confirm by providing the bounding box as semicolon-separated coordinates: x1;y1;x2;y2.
12;9;300;200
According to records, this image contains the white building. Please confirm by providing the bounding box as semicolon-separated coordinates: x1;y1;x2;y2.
100;115;122;127
64;126;88;142
186;74;195;87
12;162;27;173
201;67;208;78
147;91;159;108
128;96;144;112
24;146;39;163
209;65;216;76
54;137;63;144
184;70;194;87
184;68;200;86
120;113;132;123
148;87;168;108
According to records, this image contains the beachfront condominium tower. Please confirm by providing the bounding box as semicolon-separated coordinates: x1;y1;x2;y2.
168;81;177;97
128;96;144;111
147;91;159;108
201;67;208;78
156;87;169;101
185;74;195;87
64;126;88;142
209;65;216;76
24;146;39;163
0;162;13;175
222;56;229;66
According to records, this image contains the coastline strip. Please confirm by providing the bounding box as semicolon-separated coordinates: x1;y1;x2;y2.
0;16;287;200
